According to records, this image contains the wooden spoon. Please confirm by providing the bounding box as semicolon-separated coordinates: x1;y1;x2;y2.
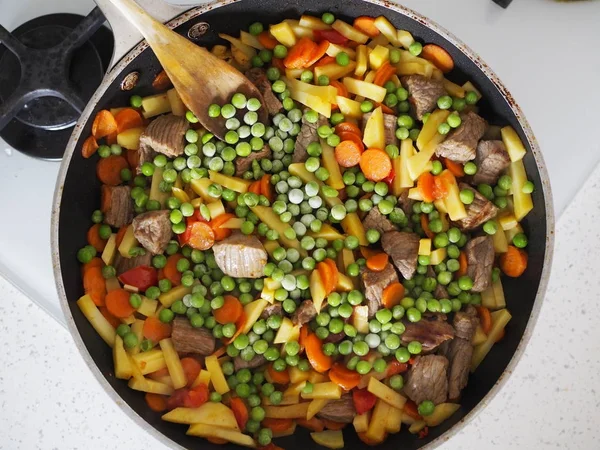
107;0;267;139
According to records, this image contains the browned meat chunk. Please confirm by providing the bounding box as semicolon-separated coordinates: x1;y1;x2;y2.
465;236;494;292
454;184;498;231
317;394;356;423
132;210;172;255
212;233;267;278
438;338;472;401
245;68;283;115
234;354;266;371
404;355;449;405
435;111;486;163
472;140;510;185
362;208;395;235
235;145;272;176
453;305;479;341
138;114;189;160
113;252;152;276
292;300;317;325
401;75;446;120
324;332;345;344
293;113;327;163
171;317;216;355
260;303;283;319
397;190;415;217
361;263;399;318
402;313;454;352
101;185;133;228
361;112;398;147
381;231;419;280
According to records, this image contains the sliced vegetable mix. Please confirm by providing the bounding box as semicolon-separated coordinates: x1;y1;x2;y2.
76;10;533;450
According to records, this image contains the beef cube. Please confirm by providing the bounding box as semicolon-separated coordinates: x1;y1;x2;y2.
361;263;399;318
132;210;172;255
292;300;317;326
212;232;268;278
171;317;216;355
235;145;272;176
438;338;473;401
454;184;498;231
454;305;479;341
245;68;283;115
465;236;494;292
402;313;455;352
404;355;449;405
101;185;133;228
234;354;266;371
113;252;152;276
260;303;283;319
138;114;189;160
293;113;327;163
317;394;356;423
361;112;399;147
401;75;446;120
435;111;486;163
362;208;395;235
472;140;511;185
381;231;420;280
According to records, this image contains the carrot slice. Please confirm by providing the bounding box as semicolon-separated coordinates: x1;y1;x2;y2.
271;57;286;72
433;173;450;200
99;306;121;328
248;181;262;195
105;288;136;318
305;39;330;67
375;101;395;115
143;316;172;342
330;80;349;99
443;158;465;178
260;174;274;203
420;214;435;240
83;266;106;307
457;251;468;277
267;364;291;385
417;172;436;203
207;437;228;445
188;221;215;251
126;149;139;170
213;295;243;325
421;44;455;73
386;360;409;376
500;245;528;278
360;148;392;181
329;362;360;390
114;108;143;134
360;246;379;260
115;225;128;248
305;333;332;373
262;418;294;433
366;253;389;272
148;367;169;381
92;110;118;140
152;70;172;90
382;282;405;309
164;254;184;286
181;357;202;387
335;122;362;136
209;213;236;241
297;417;325;432
373;61;396;87
96;155;128;186
314;55;336;67
230;397;249;430
87;224;108;253
82;257;104;277
322;419;347;431
82;135;99;158
337;131;365;152
299;324;309;352
324;258;339;291
475;306;493;334
403;400;423;420
224;311;247;345
145;393;168;412
258;31;278;50
353;16;380;37
284;37;317;69
335;140;363;168
106;132;118;145
317;261;335;295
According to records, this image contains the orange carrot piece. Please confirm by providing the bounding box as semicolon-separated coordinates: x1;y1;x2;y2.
335;122;362;136
324;258;339;292
164;254;184;286
258;31;278;50
353;16;380;37
360;246;379;260
420;214;435;240
87;224;108;253
100;185;113;214
321;419;347;431
143;316;172;342
335;140;363;168
329;362;361;390
99;306;121;328
106;132;118;145
305;333;332;373
284;37;317;69
145;393;168;412
96;155;128;186
224;311;247;345
382;282;405;309
115;225;128;248
366;253;389;272
330;80;349;99
207;437;228;445
417;172;436;203
305;39;330;67
181;357;202;387
500;246;528;278
213;295;243;325
403;400;423;420
360;148;392;181
317;261;335;295
262;418;294;433
337;131;365;152
260;174;274;203
152;70;172;90
457;251;468;277
82;135;99;158
82;257;103;277
105;288;136;318
230;397;249;430
421;44;455;73
297;417;325;432
376;101;395;115
83;266;106;307
188;221;215;251
267;364;291;385
386;360;409;376
373;61;396;87
126;149;140;172
299;324;309;352
271;57;286;72
209;213;236;241
114;108;143;133
314;55;335;67
248;181;262;195
443;158;465;178
475;306;492;334
92;110;118;140
148;366;169;381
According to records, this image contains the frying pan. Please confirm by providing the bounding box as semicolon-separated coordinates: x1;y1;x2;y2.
51;0;555;448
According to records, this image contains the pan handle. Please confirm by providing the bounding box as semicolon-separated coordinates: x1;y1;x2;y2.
94;0;191;68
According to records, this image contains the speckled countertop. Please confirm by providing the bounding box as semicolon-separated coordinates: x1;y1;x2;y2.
1;166;599;449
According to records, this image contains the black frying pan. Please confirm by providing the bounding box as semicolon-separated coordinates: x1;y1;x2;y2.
51;0;554;448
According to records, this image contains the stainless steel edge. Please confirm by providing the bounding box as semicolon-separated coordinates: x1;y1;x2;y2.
51;0;555;449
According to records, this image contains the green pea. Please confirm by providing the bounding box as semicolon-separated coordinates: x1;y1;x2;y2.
513;232;528;248
418;400;435;416
483;220;498;235
322;12;335;24
360;101;373;113
407;341;422;355
317;74;330;86
336;51;350;66
465;90;479;105
460;189;475;205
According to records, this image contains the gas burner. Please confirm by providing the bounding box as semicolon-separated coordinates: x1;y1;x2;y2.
0;10;114;160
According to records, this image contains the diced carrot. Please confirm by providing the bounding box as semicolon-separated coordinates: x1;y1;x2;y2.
267;363;290;385
366;253;389;272
82;257;103;277
271;57;285;72
443;158;465;178
106;132;118;145
87;224;108;253
115;225;128;248
258;31;278;50
329;362;361;390
230;397;249;430
314;55;335;67
126;149;139;170
373;61;396;87
145;393;168;412
305;39;330;67
500;246;528;278
209;213;236;241
82;135;99;158
248;181;262;195
83;266;106;306
321;419;346;431
188;221;215;251
262;418;294;432
360;149;392;181
299;324;309;352
417;172;436;203
324;258;339;291
335;122;362;137
114;108;143;133
260;174;274;202
100;185;113;214
180;357;202;387
376;102;395;115
143;316;172;342
386;360;409;376
297;417;325;432
421;44;455;73
305;333;332;373
163;254;184;286
213;295;243;325
335;140;363;168
403;400;422;420
152;70;172;90
225;311;247;345
433;172;450;200
317;261;336;295
96;155;129;186
337;131;365;152
284;37;317;69
353;16;380;37
105;288;136;318
99;306;121;328
330;80;349;98
92;110;118;140
457;251;468;277
475;306;492;334
382;282;405;309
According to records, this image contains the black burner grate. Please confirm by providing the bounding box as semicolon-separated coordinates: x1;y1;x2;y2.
0;9;114;160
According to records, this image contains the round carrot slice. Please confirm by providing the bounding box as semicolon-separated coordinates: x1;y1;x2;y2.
187;221;215;250
96;155;129;186
335;140;363;168
360;148;392;181
92;110;117;139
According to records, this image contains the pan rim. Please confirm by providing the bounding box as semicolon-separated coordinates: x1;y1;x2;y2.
51;1;555;449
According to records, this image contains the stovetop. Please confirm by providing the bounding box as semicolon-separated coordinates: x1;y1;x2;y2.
1;0;599;327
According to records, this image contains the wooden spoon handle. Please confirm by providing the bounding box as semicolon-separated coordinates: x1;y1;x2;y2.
106;0;164;42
